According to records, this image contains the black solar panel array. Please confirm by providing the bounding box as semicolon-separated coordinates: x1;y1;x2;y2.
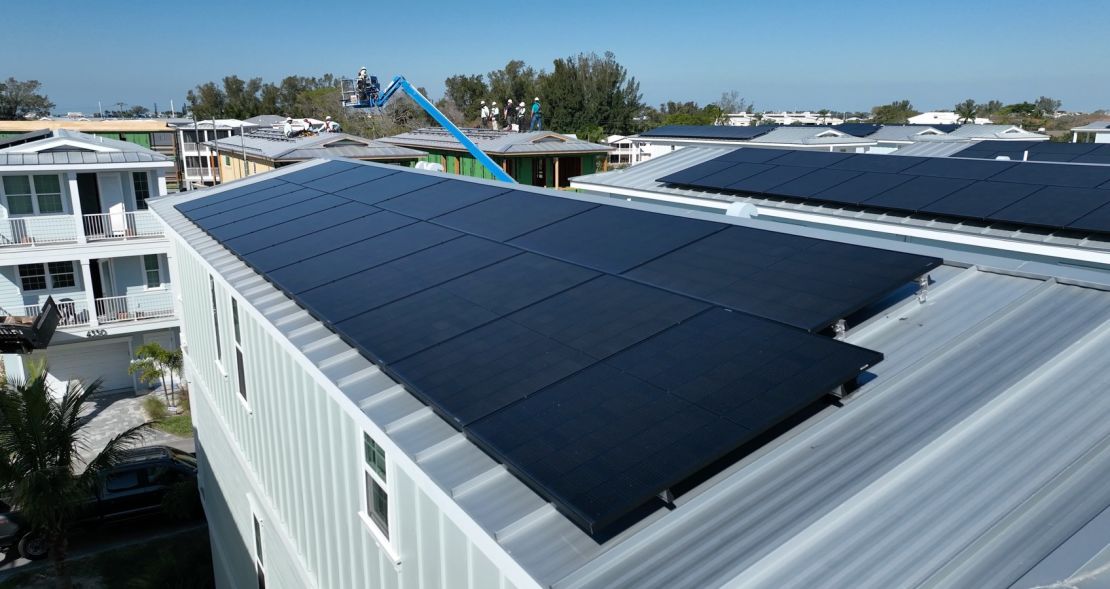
177;160;939;539
638;125;777;141
956;140;1110;165
658;148;1110;234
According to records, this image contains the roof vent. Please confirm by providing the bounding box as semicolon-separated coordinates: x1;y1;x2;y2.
725;202;757;218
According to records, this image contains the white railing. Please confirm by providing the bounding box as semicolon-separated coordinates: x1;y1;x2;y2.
84;211;163;241
95;291;175;325
9;298;91;327
0;215;79;247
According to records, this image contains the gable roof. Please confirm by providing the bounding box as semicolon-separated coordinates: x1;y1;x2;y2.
206;129;425;162
0;129;172;167
380;127;612;155
944;124;1049;140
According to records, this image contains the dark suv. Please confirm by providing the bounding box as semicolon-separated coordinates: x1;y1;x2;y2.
0;445;198;560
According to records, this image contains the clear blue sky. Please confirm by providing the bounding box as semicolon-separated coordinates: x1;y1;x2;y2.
5;0;1110;115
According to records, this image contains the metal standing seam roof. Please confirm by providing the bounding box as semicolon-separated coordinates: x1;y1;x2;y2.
747;127;873;145
863;125;947;142
205;132;425;162
570;146;1110;253
0;129;172;165
379;128;612;155
153;158;1110;589
943;125;1050;140
891;141;981;157
1071;121;1110;131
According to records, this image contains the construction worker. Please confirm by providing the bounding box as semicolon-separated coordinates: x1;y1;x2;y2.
530;97;542;131
490;101;500;131
480;100;490;129
356;67;369;102
518;101;527;132
283;116;293;137
506;99;517;132
324;116;340;132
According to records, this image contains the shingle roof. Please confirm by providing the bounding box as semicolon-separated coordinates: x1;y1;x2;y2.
207;130;424;161
380;127;612;155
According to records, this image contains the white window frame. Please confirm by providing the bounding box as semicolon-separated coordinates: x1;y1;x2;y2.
18;261;77;292
1;174;66;216
231;297;249;407
252;511;265;589
142;254;165;290
209;275;224;370
132;171;151;210
359;431;399;563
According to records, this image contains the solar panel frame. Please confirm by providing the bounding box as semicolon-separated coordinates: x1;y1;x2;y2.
808;172;914;205
238;210;416;272
899;158;1015;180
862;176;972;212
430;190;598;241
274;159;359;184
724;165;816;193
918;181;1042;220
293;164;401;193
655;159;738;185
990;186;1110;228
375;180;512;219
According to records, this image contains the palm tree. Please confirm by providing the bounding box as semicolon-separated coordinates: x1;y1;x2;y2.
954;99;978;124
0;362;150;589
129;342;180;407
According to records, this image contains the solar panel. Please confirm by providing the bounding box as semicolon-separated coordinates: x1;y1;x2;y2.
375;180;511;219
333;172;446;205
509;205;723;273
266;222;460;293
988;162;1110;188
431;190;597;241
829;154;928;174
900;158;1015;181
623;226;940;331
294;164;400;193
810;172;913;205
990;186;1110;228
222;202;380;255
769;150;855;168
832;123;882;137
690;163;774;190
275;159;359;184
638;125;776;141
507;276;708;360
655;159;738;185
1067;202;1110;233
764;168;861;198
725;165;815;193
174;160;943;540
238;211;415;272
713;148;792;163
174;178;289;213
862;176;971;212
391;318;595;427
919;181;1041;220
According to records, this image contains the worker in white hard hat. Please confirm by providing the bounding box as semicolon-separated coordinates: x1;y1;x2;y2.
518;101;527;133
530;97;542;131
356;67;369;102
480;100;490;129
283;116;293;137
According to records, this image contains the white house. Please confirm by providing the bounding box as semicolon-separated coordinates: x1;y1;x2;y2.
908;111;992;125
152;158;1110;589
1072;121;1110;143
168;119;258;187
0;129;180;396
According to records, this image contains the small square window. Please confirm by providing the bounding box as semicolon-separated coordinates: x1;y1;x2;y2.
18;264;46;291
363;433;386;481
47;261;75;289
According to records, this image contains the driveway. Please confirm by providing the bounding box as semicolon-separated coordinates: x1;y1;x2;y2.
78;388;194;463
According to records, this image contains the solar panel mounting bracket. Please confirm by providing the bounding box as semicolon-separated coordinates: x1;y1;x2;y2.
916;275;930;304
833;319;847;341
658;488;676;510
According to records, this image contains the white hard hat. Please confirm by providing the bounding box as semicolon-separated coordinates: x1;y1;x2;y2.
326;116;331;120
519;101;525;105
481;100;486;104
534;97;540;101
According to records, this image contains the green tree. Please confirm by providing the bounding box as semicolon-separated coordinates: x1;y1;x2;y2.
222;76;263;119
1034;96;1062;117
981;100;1004;116
538;51;644;135
0;78;55;120
186;82;227;119
487;60;539;110
870;99;919;124
443;74;489;125
714;90;748;125
0;363;150;588
954;99;978;124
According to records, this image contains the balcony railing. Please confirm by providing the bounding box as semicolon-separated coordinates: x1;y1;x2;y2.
95;291;175;325
9;298;91;328
84;211;163;241
0;215;79;247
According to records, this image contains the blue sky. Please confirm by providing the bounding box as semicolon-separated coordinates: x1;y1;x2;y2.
5;0;1110;115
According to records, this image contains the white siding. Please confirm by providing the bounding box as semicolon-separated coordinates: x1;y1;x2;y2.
173;241;527;589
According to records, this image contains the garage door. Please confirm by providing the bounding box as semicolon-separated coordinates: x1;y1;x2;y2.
30;340;134;395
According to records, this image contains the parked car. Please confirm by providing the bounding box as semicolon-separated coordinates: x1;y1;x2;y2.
0;445;198;560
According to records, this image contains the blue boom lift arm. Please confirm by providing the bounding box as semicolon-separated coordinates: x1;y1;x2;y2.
344;75;515;184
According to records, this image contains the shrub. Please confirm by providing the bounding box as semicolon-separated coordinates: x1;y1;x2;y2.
143;395;168;421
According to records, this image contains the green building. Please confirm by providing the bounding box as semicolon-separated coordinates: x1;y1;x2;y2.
380;128;612;187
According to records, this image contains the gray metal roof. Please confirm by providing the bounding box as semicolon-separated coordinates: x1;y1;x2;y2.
890;140;981;157
0;129;171;165
1071;120;1110;131
207;130;424;161
865;125;947;142
242;114;288;126
380;128;612;155
571;146;1110;253
944;124;1049;140
152;159;1110;588
748;127;873;145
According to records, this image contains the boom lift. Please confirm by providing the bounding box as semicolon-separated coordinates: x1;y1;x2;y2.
341;74;515;184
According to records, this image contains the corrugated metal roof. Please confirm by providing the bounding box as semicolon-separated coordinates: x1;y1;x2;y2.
571;146;1110;253
380;128;612;155
890;141;980;157
0;129;171;165
207;131;425;161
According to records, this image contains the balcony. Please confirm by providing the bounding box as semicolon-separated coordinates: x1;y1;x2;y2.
0;211;164;248
7;290;175;329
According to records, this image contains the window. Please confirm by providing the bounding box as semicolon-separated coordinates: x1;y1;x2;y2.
2;175;63;215
150;132;174;146
232;298;246;401
104;469;143;492
18;262;75;291
224;155;231;166
132;172;151;210
362;432;388;538
253;514;265;589
209;276;222;362
143;254;162;288
17;264;46;291
47;261;76;288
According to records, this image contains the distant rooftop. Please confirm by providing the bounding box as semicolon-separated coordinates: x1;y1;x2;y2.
1072;120;1110;132
380;127;612;155
0;119;175;133
0;128;172;166
206;128;425;162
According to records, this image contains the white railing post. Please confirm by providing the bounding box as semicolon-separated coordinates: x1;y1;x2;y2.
80;260;99;327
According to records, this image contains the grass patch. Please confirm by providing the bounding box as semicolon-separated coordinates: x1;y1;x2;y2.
154;413;194;436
